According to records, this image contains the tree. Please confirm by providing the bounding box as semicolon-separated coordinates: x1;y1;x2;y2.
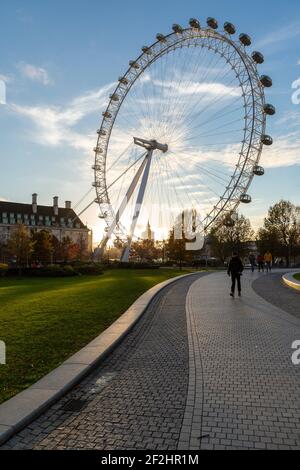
165;210;201;267
165;228;186;268
59;236;77;263
210;213;254;262
31;230;54;265
0;232;8;263
8;224;35;275
131;239;159;262
77;233;88;261
258;200;300;266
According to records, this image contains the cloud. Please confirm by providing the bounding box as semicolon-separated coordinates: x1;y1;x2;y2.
11;83;114;154
0;74;12;84
255;21;300;49
152;79;240;98
262;133;300;168
17;62;52;85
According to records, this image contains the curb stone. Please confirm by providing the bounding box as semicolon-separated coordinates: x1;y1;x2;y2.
282;272;300;292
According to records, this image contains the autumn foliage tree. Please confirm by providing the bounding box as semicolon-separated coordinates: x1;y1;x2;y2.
257;200;300;266
210;214;254;262
31;230;54;264
8;224;35;275
131;239;159;262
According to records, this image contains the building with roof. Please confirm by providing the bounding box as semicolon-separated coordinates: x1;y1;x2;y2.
0;194;92;255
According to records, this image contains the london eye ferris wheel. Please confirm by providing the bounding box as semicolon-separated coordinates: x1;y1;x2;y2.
92;17;275;261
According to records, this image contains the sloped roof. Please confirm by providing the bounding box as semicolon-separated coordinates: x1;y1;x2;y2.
0;201;87;229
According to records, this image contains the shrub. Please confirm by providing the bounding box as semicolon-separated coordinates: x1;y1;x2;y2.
109;261;160;270
0;263;8;277
36;264;78;277
63;265;78;276
76;263;104;275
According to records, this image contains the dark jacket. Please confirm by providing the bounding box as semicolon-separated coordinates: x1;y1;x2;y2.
227;256;244;275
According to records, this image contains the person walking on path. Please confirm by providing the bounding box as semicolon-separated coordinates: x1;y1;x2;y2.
257;254;264;272
249;253;256;272
264;251;273;273
227;252;244;297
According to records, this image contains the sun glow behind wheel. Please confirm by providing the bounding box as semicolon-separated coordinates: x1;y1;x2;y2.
107;60;243;239
93;19;274;256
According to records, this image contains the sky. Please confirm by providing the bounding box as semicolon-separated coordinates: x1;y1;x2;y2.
1;0;300;243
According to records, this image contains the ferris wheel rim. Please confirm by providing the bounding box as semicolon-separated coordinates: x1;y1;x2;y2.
93;23;269;239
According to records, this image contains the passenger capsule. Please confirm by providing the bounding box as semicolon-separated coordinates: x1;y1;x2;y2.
224;22;236;35
252;51;264;64
129;60;140;69
224;216;235;227
261;134;273;146
260;75;272;88
189;18;200;29
94;146;103;154
118;76;129;85
102;111;112;119
142;46;152;55
92;164;101;171
239;33;251;46
253;165;265;176
156;33;166;42
206;17;218;29
110;93;119;102
263;104;276;116
172;24;184;34
240;193;252;204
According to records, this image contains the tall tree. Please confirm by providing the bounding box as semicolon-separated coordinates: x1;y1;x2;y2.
60;236;76;263
210;213;254;262
77;233;88;261
131;239;159;262
0;232;8;263
8;224;35;275
258;200;300;266
165;228;186;268
31;230;54;265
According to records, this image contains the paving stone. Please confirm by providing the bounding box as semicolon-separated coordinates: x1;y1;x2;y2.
2;270;300;451
2;274;204;450
182;271;300;450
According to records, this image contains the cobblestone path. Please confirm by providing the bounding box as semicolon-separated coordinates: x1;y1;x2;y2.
2;274;205;450
2;270;300;450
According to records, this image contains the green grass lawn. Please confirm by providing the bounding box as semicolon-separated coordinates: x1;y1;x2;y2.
0;268;192;404
294;273;300;281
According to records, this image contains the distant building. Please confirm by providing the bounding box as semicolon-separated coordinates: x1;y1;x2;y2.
0;194;92;252
141;221;154;241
